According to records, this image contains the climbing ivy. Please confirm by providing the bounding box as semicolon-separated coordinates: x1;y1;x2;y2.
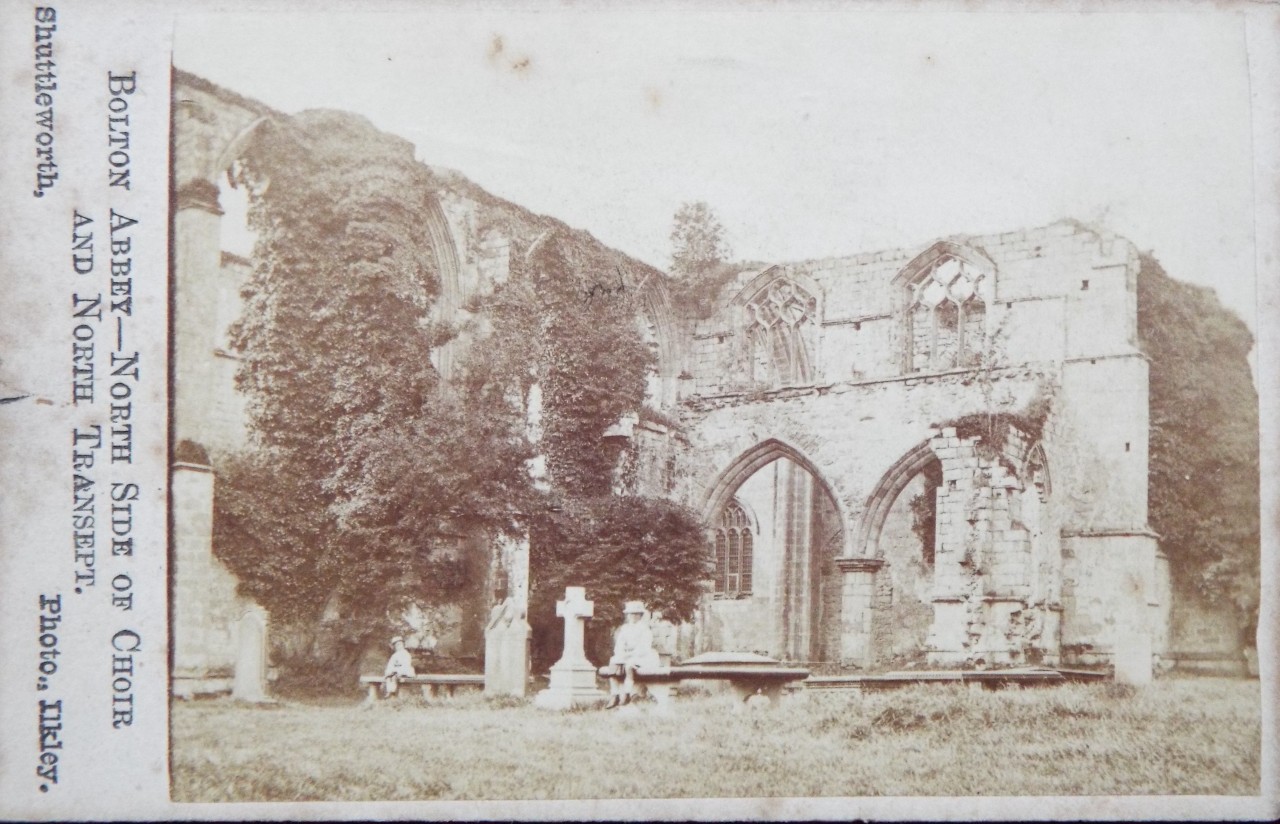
465;227;709;668
212;110;709;673
1136;254;1259;633
908;460;943;568
211;111;536;666
938;383;1054;466
527;494;710;668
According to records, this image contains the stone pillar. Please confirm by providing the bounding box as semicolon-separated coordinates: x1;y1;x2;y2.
485;597;531;697
926;428;973;663
973;467;1033;666
172;181;224;448
173;459;265;698
835;557;884;667
172;461;215;682
778;461;814;661
926;426;1040;665
1114;535;1158;685
984;473;1030;602
534;587;607;709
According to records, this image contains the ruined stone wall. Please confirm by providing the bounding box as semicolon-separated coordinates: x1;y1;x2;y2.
683;223;1138;398
172;74;524;465
171;463;259;697
169;70;670;689
169;76;517;691
675;222;1164;668
171;73;273;694
173;68;1234;681
870;473;934;664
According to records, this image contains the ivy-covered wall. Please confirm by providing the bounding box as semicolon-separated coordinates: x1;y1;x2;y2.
173;69;706;689
172;68;1257;691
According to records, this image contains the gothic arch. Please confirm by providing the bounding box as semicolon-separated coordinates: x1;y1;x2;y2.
700;438;849;554
424;196;461;309
174;113;274;212
1021;440;1052;502
210;116;271;185
892;241;996;373
730;266;824;313
730;267;824;388
892;240;997;291
424;195;464;380
638;278;679;406
854;439;939;559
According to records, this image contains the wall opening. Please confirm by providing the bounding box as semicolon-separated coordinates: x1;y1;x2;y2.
701;443;843;663
869;456;941;667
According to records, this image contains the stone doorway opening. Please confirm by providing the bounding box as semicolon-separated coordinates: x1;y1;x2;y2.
869;455;942;669
698;442;844;665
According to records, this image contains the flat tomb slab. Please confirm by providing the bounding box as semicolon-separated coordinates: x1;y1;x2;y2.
679;651;781;666
618;664;811;683
804;667;1101;692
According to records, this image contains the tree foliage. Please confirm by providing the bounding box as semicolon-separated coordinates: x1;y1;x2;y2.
524;234;653;497
217;112;532;634
466;228;708;667
212;110;710;672
667;201;783;320
528;495;710;667
1136;253;1259;630
669;201;730;279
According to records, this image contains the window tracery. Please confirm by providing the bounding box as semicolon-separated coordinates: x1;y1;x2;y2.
744;279;818;388
714;499;754;598
905;256;987;372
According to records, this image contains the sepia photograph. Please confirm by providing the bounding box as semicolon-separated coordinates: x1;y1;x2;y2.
164;5;1264;809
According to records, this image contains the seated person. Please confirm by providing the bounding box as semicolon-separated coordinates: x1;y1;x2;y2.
605;601;661;708
382;635;416;697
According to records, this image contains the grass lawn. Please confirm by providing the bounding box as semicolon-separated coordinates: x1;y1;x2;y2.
170;676;1260;801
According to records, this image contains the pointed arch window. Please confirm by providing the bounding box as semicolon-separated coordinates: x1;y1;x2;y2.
714;499;755;598
744;279;818;388
904;256;987;372
1023;442;1052;503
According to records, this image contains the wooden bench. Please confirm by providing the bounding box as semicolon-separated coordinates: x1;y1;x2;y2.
601;652;810;709
359;674;484;703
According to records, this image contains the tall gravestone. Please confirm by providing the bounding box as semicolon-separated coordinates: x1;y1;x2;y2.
533;586;607;710
1114;631;1153;686
231;607;269;702
485;597;531;697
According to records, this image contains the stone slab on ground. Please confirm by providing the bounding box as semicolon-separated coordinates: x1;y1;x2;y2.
803;666;1105;693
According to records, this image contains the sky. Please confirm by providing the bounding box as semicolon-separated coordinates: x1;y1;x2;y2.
176;6;1259;334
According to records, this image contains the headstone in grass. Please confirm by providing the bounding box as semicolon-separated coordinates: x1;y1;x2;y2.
485;597;531;697
1113;631;1153;686
534;586;608;710
231;607;269;702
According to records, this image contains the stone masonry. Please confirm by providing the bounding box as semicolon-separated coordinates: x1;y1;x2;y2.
170;68;1239;694
660;224;1164;670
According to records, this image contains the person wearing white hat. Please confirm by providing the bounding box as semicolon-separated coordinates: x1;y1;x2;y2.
605;601;660;708
382;635;416;698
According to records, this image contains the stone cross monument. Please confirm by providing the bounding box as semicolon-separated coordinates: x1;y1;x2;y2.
533;586;607;709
